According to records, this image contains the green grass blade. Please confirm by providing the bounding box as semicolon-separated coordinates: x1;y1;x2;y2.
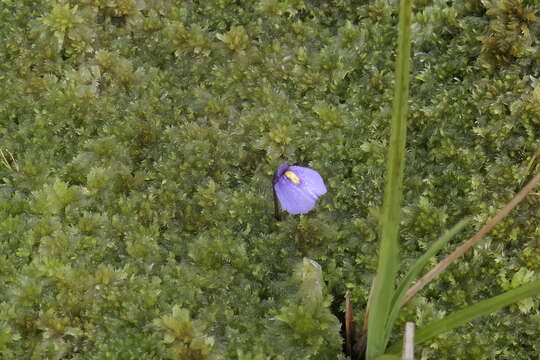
383;218;470;345
366;0;413;358
387;279;540;353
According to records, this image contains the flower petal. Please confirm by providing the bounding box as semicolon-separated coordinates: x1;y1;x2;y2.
289;166;327;197
276;162;289;178
274;176;318;214
273;163;327;215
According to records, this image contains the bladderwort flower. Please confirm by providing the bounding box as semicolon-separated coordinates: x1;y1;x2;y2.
273;162;327;216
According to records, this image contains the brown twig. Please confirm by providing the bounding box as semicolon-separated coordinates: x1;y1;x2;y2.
353;327;368;360
273;185;281;221
345;291;355;356
353;276;376;360
402;171;540;305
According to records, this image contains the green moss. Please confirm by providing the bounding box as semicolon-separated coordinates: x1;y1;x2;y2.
1;0;539;358
155;306;215;360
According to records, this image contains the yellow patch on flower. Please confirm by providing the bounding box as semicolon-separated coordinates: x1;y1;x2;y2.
284;170;300;184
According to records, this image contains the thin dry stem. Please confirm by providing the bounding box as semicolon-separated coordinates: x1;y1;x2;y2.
0;149;19;172
345;291;354;356
402;171;540;305
353;277;377;360
0;149;11;170
402;322;415;360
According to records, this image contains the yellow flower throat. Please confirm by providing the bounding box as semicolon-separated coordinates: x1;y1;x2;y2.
284;170;300;184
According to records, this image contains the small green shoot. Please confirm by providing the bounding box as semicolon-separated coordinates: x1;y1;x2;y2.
383;218;470;346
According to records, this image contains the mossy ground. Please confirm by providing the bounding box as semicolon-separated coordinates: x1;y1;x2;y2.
1;0;539;359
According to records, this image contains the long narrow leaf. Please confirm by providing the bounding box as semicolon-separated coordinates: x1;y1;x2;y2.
366;0;413;358
383;218;470;346
402;171;540;304
387;279;540;353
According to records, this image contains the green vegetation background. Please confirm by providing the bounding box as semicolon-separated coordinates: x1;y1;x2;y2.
1;0;539;358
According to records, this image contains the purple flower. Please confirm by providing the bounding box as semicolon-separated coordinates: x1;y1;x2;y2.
273;162;327;215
